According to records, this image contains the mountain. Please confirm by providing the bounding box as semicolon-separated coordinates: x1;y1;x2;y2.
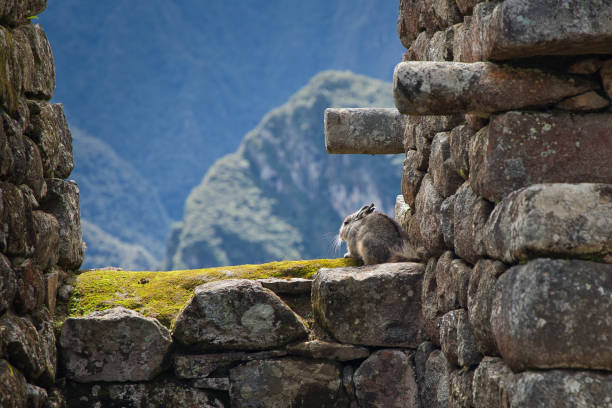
166;71;403;270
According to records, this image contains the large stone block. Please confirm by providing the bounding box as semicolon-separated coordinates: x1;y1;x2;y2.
0;1;47;26
60;307;172;382
420;349;452;408
353;349;418;408
22;136;44;201
173;279;307;351
448;124;472;179
31;210;59;271
402;152;425;208
483;183;612;263
229;358;348;408
414;175;445;256
0;360;28;408
440;309;482;368
472;357;514;408
11;24;55;99
393;61;596;115
0;182;34;257
452;182;492;265
26;100;61;178
430;132;463;198
422;257;442;345
40;179;83;270
492;258;612;371
13;259;45;315
471;111;612;203
312;262;425;347
449;368;474;408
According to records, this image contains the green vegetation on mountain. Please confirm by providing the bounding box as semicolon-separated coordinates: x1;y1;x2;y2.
166;71;403;269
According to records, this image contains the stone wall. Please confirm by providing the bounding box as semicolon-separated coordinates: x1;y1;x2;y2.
0;1;84;406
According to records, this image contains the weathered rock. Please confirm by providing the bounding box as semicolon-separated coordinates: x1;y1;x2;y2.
174;350;287;379
51;103;73;178
483;183;612;263
0;0;47;26
402;152;425;208
406;30;433;61
430;132;463;198
26;383;48;408
556;91;610;111
464;113;488;131
507;370;612;408
60;306;172;382
434;251;459;314
229;358;348;408
62;378;226;408
414;341;436;389
471;0;612;61
568;57;604;75
398;0;421;47
471;111;612;203
341;365;357;407
453;182;492;264
0;113;27;184
0;312;54;383
415;175;445;256
393;61;596;115
439;195;455;250
31;210;59;270
26;100;60;178
44;270;58;314
192;377;230;391
22;136;44;200
0;360;28;408
0;182;34;257
30;308;56;386
450;258;470;309
416;130;432;167
422;257;442;345
40;179;83;270
421;349;452;408
472;357;514;408
173;279;307;351
13;259;45;315
452;21;472;63
440;309;482;368
431;0;462;30
448;124;471;179
313;262;425;347
287;340;369;362
324;108;405;154
601;60;612;100
414;114;464;140
467;259;506;356
428;28;454;62
492;258;612;371
11;24;55;100
0;253;16;314
353;349;419;408
455;0;480;15
256;277;311;295
449;368;473;408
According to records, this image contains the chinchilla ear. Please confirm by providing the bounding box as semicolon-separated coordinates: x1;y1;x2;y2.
356;203;375;219
365;203;375;214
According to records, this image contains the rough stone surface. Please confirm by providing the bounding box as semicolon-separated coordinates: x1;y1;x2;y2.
40;179;83;270
192;377;230;391
11;24;55;100
421;349;452;408
556;91;610;111
414;175;445;256
472;357;514;408
455;0;480;15
31;210;59;270
324;108;405;154
26;383;48;408
353;349;419;408
452;182;492;264
602;60;612;100
449;368;473;408
440;309;481;368
471;112;612;202
256;278;311;295
229;358;347;408
402;152;425;208
287;340;369;362
431;0;462;30
0;253;16;314
394;61;595;115
174;350;287;379
483;183;612;263
173;279;307;351
44;269;58;314
406;30;433;61
428;28;454;62
312;263;425;347
492;258;612;371
62;378;226;408
59;306;172;382
0;0;47;26
0;359;28;408
51;103;73;178
439;195;455;250
13;259;45;315
422;257;442;345
450;258;470;309
430;131;463;198
507;370;612;408
0;182;34;257
22;136;44;200
26;100;60;178
467;259;506;356
448;124;471;179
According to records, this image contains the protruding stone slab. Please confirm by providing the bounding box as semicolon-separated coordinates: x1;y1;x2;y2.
287;340;369;362
353;349;419;408
60;307;172;382
256;277;312;295
324;108;405;154
393;61;595;115
229;358;348;408
173;279;307;351
483;183;612;263
492;259;612;371
471;112;612;203
312;262;425;347
174;350;287;379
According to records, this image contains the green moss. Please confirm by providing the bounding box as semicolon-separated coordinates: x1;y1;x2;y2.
68;258;359;328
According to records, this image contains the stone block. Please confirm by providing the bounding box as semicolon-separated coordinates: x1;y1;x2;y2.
192;377;230;391
472;357;514;408
40;179;83;270
449;368;474;408
455;0;480;15
431;0;462;30
421;349;452;408
0;360;28;408
556;91;610;111
26;383;48;408
354;349;419;408
31;210;59;271
448;124;471;179
0;113;27;184
324;108;405;154
312;262;426;347
45;270;58;314
568;57;604;75
52;103;73;178
602;59;612;99
452;182;492;264
492;258;612;371
22;136;44;200
0;0;47;26
430;131;463;197
60;307;172;382
483;183;612;263
174;350;287;379
452;21;472;62
467;259;506;356
450;258;470;309
256;277;311;295
0;253;16;314
229;358;347;408
428;27;454;61
402;152;425;208
406;30;433;61
440;309;482;368
422;257;442;345
439;194;455;250
415;175;445;256
287;340;369;362
0;182;34;257
13;259;44;315
393;61;596;115
26;100;60;178
173;279;307;351
398;0;424;47
10;24;55;100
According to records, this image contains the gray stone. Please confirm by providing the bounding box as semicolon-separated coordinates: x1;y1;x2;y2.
455;0;480;15
0;360;27;408
428;28;454;62
52;103;73;179
173;350;288;379
324;108;405;154
440;309;482;368
492;259;612;371
22;136;44;201
415;175;445;256
353;349;419;408
483;183;612;263
287;340;369;362
192;377;230;391
406;30;433;61
506;370;612;408
11;24;55;100
452;21;471;62
398;0;425;47
229;358;348;408
13;259;45;315
312;262;425;347
0;182;34;257
430;132;463;198
556;91;610;111
434;251;459;314
26;100;60;178
449;368;473;408
471;111;612;203
439;195;455;250
0;253;16;314
402;152;425;208
31;210;59;271
256;277;311;295
422;257;442;345
40;179;83;270
414;341;436;394
26;383;48;408
45;270;58;314
448;124;471;179
30;308;57;386
431;0;462;29
467;259;506;357
60;306;172;382
421;349;452;408
393;61;596;115
0;0;47;26
450;258;470;309
173;279;307;351
472;357;514;408
452;182;492;265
